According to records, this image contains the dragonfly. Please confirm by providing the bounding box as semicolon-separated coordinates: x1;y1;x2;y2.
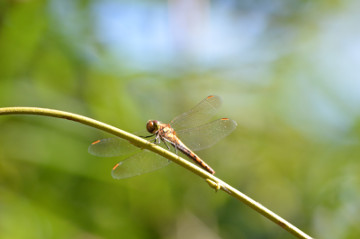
88;95;237;179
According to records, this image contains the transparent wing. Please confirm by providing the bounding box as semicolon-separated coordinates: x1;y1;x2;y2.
176;118;237;151
89;138;170;179
111;150;170;179
170;95;222;131
88;138;139;157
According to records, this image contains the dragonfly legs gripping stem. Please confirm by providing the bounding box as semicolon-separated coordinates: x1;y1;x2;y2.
158;135;178;153
161;139;171;150
140;133;175;153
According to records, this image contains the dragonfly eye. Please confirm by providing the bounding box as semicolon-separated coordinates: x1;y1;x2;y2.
146;120;159;134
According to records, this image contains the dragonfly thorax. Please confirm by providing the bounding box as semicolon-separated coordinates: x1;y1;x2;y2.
146;120;161;134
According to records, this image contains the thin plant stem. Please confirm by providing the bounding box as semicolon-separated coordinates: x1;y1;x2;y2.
0;107;313;239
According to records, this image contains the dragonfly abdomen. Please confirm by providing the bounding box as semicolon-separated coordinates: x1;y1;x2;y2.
175;144;215;175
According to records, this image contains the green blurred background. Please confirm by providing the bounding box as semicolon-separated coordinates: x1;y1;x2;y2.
1;0;360;238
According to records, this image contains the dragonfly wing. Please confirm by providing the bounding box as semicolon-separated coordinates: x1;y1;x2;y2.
176;118;237;151
111;150;170;179
170;95;222;131
88;138;139;157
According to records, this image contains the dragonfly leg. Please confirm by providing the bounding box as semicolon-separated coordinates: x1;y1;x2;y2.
174;144;178;154
140;135;154;138
161;139;171;150
153;134;161;144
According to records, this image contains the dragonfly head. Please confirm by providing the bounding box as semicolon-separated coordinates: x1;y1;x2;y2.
146;120;160;134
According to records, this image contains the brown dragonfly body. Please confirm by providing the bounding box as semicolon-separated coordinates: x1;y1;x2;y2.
147;120;215;174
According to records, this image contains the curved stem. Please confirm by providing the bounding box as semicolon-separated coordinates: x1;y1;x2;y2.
0;107;312;239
